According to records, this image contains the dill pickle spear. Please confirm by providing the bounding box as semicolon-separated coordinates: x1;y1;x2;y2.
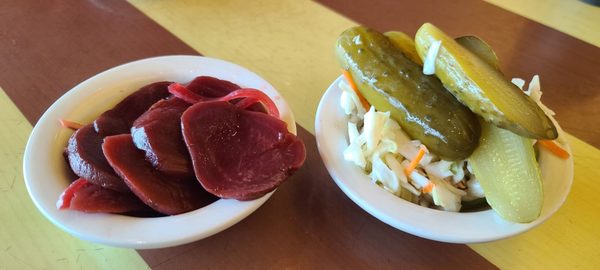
385;32;499;69
336;26;481;160
448;35;543;222
384;31;422;65
455;36;501;70
468;120;543;223
415;23;557;139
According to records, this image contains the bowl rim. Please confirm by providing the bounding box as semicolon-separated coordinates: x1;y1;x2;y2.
23;55;295;249
314;75;574;243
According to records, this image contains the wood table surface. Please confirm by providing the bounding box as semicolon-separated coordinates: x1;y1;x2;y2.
1;0;599;269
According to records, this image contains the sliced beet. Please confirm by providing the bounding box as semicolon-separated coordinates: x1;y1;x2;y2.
94;81;171;136
186;76;240;98
169;84;279;118
66;124;130;192
130;76;242;177
131;96;194;178
102;134;217;215
57;178;88;210
185;75;267;113
57;178;152;213
181;101;306;201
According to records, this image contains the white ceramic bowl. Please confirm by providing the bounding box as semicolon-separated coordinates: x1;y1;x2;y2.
23;55;296;249
315;75;574;243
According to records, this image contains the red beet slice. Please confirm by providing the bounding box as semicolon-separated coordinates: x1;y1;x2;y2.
131;76;240;178
66;124;129;192
131;97;194;178
130;76;244;177
179;76;265;113
181;101;306;200
57;178;152;213
169;84;280;118
57;178;88;209
186;76;240;97
102;134;217;215
94;81;171;136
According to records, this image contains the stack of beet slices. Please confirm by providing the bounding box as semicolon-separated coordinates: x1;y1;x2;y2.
59;76;306;216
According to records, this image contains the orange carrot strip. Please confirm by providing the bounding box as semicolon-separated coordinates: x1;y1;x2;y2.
422;182;435;193
538;140;570;159
404;145;427;176
59;119;83;130
342;69;370;111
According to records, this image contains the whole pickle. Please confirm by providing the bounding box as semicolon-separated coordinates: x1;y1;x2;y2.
415;23;557;140
336;26;481;160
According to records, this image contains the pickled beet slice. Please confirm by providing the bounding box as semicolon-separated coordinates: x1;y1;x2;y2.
94;81;171;136
66;124;129;192
181;101;305;200
169;84;279;118
186;76;240;98
102;134;217;215
57;178;152;213
130;76;242;177
57;178;88;210
131;97;193;178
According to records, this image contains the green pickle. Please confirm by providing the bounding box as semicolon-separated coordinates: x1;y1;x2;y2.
415;23;557;140
384;31;423;65
384;32;496;68
336;26;481;160
455;36;501;71
468;120;543;223
451;33;543;221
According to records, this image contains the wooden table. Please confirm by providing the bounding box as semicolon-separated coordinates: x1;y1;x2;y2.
1;0;599;269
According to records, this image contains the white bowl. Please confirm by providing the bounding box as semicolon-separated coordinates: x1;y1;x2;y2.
23;55;296;249
315;75;574;243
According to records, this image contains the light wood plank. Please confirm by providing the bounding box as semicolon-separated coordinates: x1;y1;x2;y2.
486;0;600;47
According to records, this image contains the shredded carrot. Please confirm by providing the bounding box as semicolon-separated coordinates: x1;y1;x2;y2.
422;182;435;193
59;119;83;130
404;145;427;176
538;140;570;159
342;69;370;111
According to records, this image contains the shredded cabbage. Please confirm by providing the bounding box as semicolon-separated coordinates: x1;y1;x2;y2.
423;40;442;75
339;80;366;118
430;176;463;212
363;107;389;153
514;75;567;144
370;153;400;193
466;177;485;199
340;78;475;211
340;75;554;212
343;122;366;168
511;78;526;90
424;160;453;179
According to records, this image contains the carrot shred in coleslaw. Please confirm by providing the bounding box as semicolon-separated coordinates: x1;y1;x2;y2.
342;69;370;111
538;140;570;159
422;182;435;193
404;145;427;176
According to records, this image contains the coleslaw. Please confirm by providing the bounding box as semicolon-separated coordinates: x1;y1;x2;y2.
340;75;556;212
